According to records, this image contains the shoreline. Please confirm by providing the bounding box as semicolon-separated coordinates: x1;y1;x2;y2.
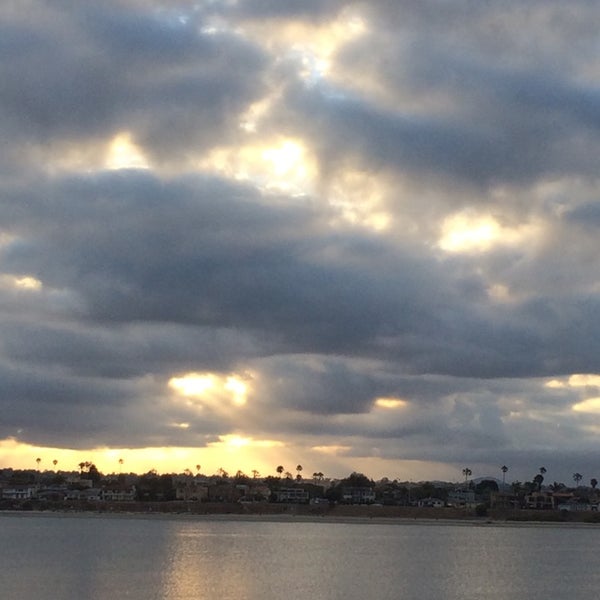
2;509;599;529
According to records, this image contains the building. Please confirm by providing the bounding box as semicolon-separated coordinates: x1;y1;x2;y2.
417;497;445;508
1;486;37;500
342;486;376;504
447;489;476;507
274;488;310;503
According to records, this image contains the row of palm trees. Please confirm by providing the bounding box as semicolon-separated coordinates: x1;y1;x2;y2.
275;464;308;481
463;464;597;491
32;457;596;490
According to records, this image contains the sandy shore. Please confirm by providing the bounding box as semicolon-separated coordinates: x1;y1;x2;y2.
2;509;599;528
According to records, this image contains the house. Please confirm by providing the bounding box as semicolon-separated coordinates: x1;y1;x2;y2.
79;488;103;502
173;476;208;501
37;487;68;502
342;486;376;504
557;499;597;512
447;489;476;507
274;488;310;503
490;491;519;509
102;485;136;502
417;497;445;508
1;486;37;500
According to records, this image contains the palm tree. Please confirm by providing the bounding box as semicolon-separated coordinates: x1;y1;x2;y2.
276;465;284;478
501;465;508;486
196;464;201;475
313;471;325;484
573;472;583;487
296;464;303;480
462;467;472;486
36;457;41;470
533;473;544;492
284;471;293;480
591;478;598;490
252;469;260;479
52;459;58;470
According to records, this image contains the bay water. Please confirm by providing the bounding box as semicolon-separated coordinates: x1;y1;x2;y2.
1;512;599;599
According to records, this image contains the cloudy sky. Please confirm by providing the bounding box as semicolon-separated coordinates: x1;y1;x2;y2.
1;0;599;485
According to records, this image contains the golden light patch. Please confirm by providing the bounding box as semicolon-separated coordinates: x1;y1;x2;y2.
572;397;600;414
169;371;252;409
105;132;149;170
326;170;391;231
374;397;407;409
545;379;566;389
0;438;292;478
0;274;43;291
169;373;216;397
262;140;304;177
210;436;283;449
14;276;42;290
545;374;600;389
198;138;317;195
224;376;248;407
219;434;250;449
245;10;367;82
439;214;500;252
311;444;351;455
438;211;540;253
568;374;600;387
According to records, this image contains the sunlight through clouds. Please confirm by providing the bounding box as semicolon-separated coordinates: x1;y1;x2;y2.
312;445;351;455
374;397;407;409
105;132;149;170
326;170;391;231
572;397;600;414
169;372;252;409
438;211;539;253
545;374;600;389
198;138;317;195
0;274;43;291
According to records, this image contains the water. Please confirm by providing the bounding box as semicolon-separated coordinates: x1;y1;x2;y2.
1;512;599;599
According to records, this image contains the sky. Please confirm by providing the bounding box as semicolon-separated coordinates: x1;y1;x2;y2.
1;0;600;486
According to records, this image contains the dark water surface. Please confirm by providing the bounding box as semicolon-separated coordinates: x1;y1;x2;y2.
1;512;599;599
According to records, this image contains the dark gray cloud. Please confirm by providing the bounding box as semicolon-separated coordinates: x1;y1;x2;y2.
0;0;599;483
0;1;267;162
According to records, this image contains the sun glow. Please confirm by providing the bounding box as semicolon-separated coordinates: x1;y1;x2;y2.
261;140;305;178
169;371;251;408
545;374;600;389
198;138;316;195
439;214;501;252
438;211;539;254
572;397;600;414
374;397;407;409
0;274;43;291
326;170;391;231
0;437;285;479
311;444;351;455
244;10;367;83
169;373;216;396
105;132;149;170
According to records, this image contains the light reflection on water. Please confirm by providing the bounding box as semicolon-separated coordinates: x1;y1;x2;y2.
1;513;600;600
